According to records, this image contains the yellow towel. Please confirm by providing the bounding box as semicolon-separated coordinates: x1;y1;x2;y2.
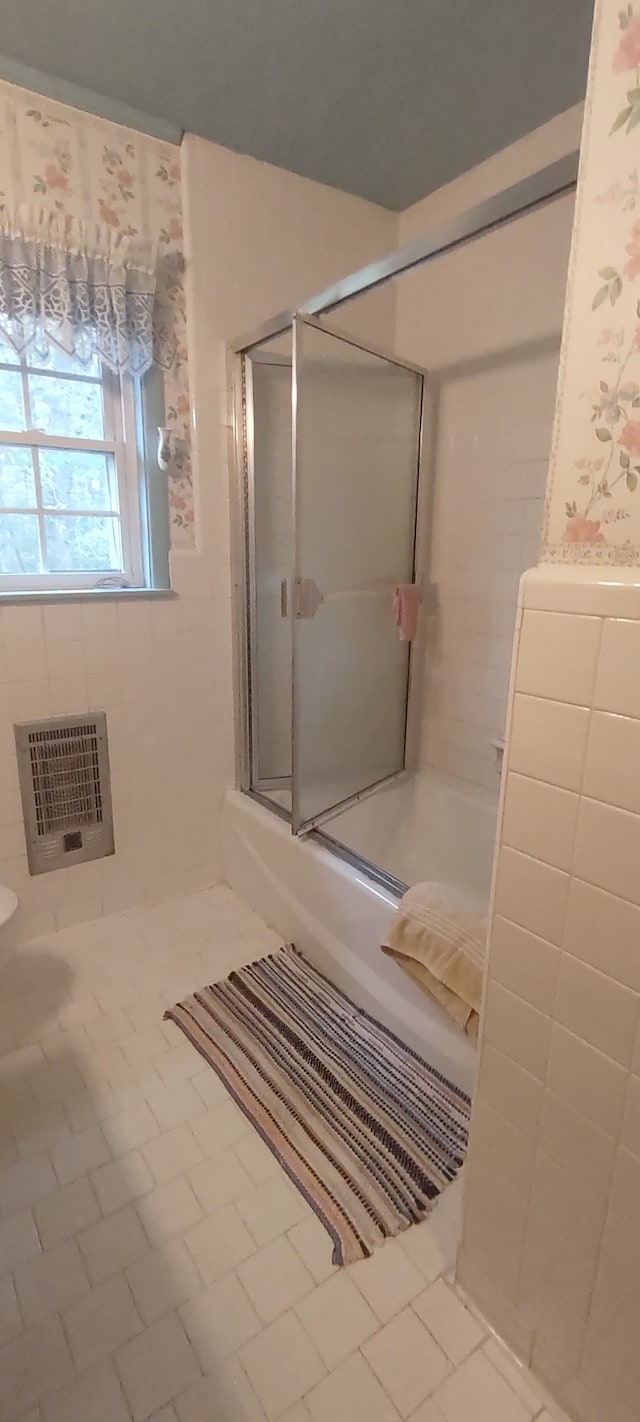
381;881;488;1041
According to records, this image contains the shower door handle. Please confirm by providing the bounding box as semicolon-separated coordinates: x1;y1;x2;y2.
292;578;409;618
294;577;323;620
280;577;321;618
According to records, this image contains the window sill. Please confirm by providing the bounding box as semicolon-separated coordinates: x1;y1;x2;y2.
0;587;177;605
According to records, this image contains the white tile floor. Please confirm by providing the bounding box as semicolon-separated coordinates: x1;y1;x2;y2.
0;886;558;1422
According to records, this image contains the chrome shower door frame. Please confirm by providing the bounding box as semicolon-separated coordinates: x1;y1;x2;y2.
229;151;580;856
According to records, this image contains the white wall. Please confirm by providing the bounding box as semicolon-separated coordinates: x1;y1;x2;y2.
399;105;584;242
393;112;581;800
181;135;397;355
459;7;640;1422
459;568;640;1422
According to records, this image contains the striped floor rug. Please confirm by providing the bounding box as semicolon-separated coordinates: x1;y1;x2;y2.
165;945;471;1264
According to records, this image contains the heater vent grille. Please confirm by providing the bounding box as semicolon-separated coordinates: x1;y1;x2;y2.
29;721;103;836
15;713;114;874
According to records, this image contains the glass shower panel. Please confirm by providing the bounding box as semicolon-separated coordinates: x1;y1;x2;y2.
248;335;293;809
292;317;423;832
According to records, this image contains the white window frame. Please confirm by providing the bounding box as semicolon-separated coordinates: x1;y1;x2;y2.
0;354;144;592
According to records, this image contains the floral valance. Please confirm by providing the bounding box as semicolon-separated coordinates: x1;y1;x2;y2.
0;207;161;376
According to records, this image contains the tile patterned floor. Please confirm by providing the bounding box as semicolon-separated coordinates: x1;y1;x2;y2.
0;886;558;1422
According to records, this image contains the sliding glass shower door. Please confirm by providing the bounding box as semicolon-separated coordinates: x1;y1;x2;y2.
243;316;423;834
291;317;423;832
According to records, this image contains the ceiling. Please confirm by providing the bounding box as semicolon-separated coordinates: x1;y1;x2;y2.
0;0;594;210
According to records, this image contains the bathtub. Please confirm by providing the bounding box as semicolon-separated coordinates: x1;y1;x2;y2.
325;769;498;899
223;783;481;1095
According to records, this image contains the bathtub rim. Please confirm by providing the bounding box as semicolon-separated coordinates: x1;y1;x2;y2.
246;784;410;901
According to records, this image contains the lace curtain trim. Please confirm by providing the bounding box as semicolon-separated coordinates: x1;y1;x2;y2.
0;207;166;376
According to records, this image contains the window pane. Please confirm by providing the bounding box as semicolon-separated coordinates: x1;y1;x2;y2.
39;450;118;512
26;347;101;378
0;446;36;508
28;374;104;439
44;514;122;572
0;369;26;432
0;333;20;366
0;513;41;573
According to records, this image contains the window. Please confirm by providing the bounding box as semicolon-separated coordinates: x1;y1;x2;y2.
0;209;171;595
0;339;144;591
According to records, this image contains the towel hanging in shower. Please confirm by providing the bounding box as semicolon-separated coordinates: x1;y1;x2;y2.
392;583;421;641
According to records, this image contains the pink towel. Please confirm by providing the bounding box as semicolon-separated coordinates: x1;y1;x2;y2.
392;583;421;641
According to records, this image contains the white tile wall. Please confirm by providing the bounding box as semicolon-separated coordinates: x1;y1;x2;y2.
415;360;560;801
0;550;233;944
392;111;579;806
501;775;578;872
459;570;640;1422
508;695;591;793
393;178;574;803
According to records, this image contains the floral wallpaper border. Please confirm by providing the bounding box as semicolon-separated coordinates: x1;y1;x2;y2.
543;0;640;564
0;78;194;544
